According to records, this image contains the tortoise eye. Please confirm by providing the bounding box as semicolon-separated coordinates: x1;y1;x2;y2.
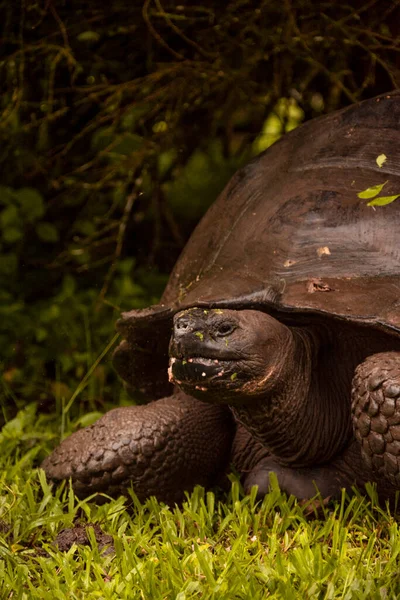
216;323;236;337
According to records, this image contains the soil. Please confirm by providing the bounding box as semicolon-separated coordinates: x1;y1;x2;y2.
55;523;114;554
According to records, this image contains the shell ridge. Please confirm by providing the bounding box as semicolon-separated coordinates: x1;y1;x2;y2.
291;159;400;176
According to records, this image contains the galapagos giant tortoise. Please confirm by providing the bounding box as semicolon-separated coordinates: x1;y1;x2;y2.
43;92;400;503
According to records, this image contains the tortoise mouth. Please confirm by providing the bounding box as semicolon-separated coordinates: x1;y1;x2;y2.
169;356;240;388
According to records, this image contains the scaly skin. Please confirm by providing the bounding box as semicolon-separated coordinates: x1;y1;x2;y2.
42;393;234;504
352;352;400;487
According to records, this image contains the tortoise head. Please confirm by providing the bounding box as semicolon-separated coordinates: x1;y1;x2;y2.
168;307;295;406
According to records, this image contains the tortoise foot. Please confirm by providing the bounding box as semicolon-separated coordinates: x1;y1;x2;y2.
243;457;356;500
352;352;400;487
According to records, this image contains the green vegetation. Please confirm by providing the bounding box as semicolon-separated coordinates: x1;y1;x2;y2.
1;407;400;598
1;2;400;597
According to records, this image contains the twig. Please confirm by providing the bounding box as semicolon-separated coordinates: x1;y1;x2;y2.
154;0;216;59
63;333;120;415
97;189;136;305
142;0;185;60
48;2;71;50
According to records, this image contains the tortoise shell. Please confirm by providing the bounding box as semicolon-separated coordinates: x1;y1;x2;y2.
114;92;400;397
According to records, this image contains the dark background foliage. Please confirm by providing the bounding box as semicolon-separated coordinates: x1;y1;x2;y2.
0;0;399;423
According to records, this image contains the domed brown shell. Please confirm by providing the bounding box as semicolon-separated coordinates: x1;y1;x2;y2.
114;92;400;397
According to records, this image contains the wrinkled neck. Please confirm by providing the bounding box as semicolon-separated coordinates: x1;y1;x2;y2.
231;328;352;467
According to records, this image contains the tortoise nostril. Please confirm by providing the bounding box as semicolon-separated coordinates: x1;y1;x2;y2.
174;316;197;336
175;319;190;334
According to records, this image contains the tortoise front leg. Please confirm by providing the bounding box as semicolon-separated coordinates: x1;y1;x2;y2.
352;351;400;488
42;393;235;504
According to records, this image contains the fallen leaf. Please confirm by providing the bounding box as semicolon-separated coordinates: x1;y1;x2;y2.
357;181;387;199
376;154;387;168
367;194;400;207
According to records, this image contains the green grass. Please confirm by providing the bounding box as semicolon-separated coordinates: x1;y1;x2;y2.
1;406;400;599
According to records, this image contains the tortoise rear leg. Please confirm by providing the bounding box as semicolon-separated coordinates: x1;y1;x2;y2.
352;352;400;487
232;425;365;500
